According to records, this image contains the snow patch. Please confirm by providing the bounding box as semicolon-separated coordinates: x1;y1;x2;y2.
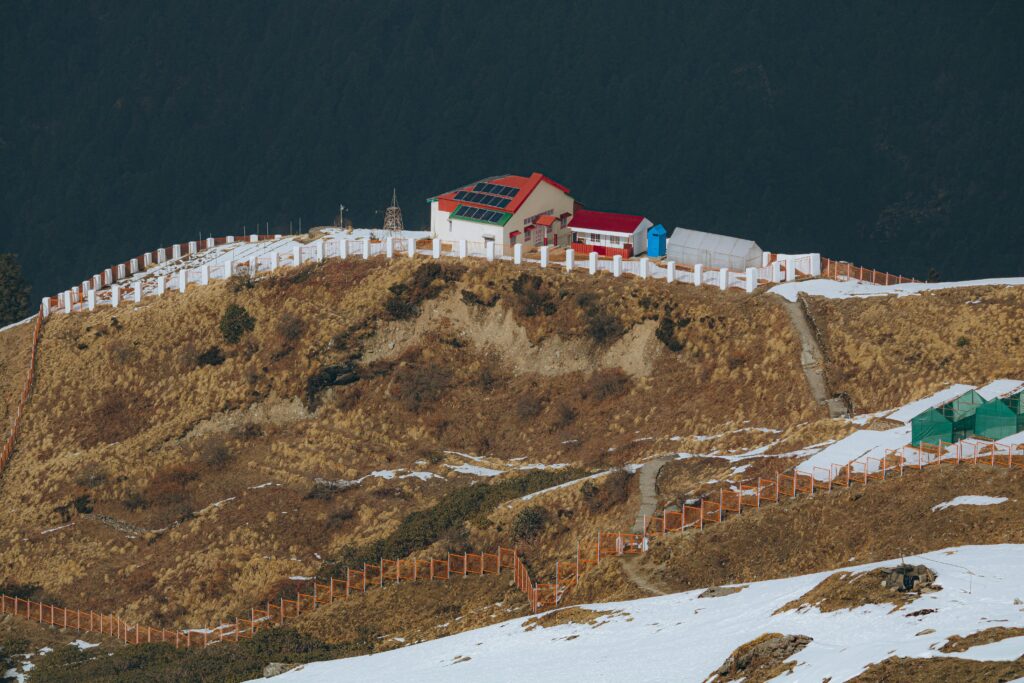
932;496;1008;512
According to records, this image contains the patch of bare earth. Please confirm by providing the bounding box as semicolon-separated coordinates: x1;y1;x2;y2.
522;606;624;631
850;655;1024;682
705;632;811;682
773;568;927;615
939;626;1024;653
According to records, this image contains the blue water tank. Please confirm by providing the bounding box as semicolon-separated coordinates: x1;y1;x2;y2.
648;224;667;257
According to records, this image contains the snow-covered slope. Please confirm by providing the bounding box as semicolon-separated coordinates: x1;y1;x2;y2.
258;545;1024;683
770;276;1024;302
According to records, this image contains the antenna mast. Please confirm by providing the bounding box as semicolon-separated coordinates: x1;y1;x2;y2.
382;189;405;233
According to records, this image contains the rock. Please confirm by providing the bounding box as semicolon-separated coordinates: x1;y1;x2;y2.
263;662;299;678
879;564;936;592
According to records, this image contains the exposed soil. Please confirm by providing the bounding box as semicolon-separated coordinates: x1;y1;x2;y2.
850;655;1024;682
522;606;623;631
940;626;1024;653
773;568;927;615
706;632;812;683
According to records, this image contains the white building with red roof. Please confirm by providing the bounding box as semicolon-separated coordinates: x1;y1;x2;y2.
568;209;652;258
428;173;575;252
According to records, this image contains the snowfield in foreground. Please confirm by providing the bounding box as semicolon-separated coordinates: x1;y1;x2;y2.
258;545;1024;683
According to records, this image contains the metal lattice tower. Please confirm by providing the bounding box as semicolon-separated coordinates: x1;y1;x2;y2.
382;189;405;233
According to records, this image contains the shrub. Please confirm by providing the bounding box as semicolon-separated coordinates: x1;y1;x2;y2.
583;368;630;400
197;346;225;367
583;305;625;344
227;272;254;292
305;363;359;408
655;316;685;352
509;273;557;317
550;401;577;430
582;470;632;513
198;437;233;468
394;363;452;413
384;295;417;320
515;392;545;419
74;465;108;489
220;304;255;343
121;490;149;512
956;336;970;347
512;505;549;541
276;312;305;343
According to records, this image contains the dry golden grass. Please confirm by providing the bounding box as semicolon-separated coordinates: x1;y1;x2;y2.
0;319;34;428
805;285;1024;412
850;655;1024;682
773;568;922;615
939;626;1024;653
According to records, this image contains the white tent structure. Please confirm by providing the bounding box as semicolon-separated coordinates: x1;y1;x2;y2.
666;228;763;271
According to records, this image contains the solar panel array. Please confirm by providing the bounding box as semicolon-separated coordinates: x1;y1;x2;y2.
473;182;518;197
453;205;507;224
453;190;512;208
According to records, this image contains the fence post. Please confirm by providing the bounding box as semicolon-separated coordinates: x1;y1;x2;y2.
111;285;120;308
407;238;416;258
385;237;394;258
771;261;782;283
666;261;676;283
485;241;495;261
540;245;549;268
315;240;324;262
134;282;142;303
41;297;50;318
293;245;303;266
612;255;622;277
117;264;126;280
250;234;259;243
65;292;73;313
338;239;348;260
156;277;165;296
432;238;441;259
200;265;210;285
206;237;215;249
93;274;102;291
809;253;821;277
566;249;575;272
178;271;187;293
223;258;234;279
172;244;182;260
587;251;597;275
639;257;648;279
694;263;703;286
513;243;522;264
362;238;371;259
270;252;279;271
188;241;197;256
87;290;96;311
718;267;729;290
745;267;757;293
458;240;467;258
130;258;139;275
104;268;113;285
785;258;796;282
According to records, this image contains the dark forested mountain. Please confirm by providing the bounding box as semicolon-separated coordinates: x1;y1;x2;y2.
1;1;1022;298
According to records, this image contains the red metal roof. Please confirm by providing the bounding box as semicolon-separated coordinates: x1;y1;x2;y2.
433;172;571;214
568;209;647;235
535;214;557;226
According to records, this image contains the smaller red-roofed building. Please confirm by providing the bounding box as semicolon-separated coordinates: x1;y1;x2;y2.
428;173;575;253
568;209;652;258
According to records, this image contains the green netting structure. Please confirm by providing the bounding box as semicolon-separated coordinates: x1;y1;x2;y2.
910;389;985;446
974;391;1024;440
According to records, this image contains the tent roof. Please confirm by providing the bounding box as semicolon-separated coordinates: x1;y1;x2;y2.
667;227;761;257
939;389;985;421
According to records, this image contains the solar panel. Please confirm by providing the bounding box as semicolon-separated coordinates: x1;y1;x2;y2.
455;191;468;200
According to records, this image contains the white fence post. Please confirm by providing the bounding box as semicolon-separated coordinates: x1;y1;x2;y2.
111;285;120;308
207;237;215;249
513;243;522;265
172;244;182;260
157;248;166;264
156;277;165;296
249;234;259;243
431;239;441;259
188;241;197;255
745;267;757;293
810;253;822;277
762;252;772;267
771;261;782;283
117;264;126;280
612;255;622;277
407;237;417;258
315;240;324;262
87;290;96;311
270;252;279;270
385;237;394;258
64;292;73;314
362;238;371;259
458;240;467;258
144;253;153;268
785;258;796;282
133;282;142;303
93;274;102;291
224;258;234;279
540;246;549;268
338;239;348;260
179;272;187;293
639;257;648;279
719;268;729;291
227;236;235;244
130;258;139;274
566;249;575;272
200;265;210;285
485;241;495;261
104;268;113;285
41;297;50;318
293;245;303;265
667;261;676;283
588;252;598;275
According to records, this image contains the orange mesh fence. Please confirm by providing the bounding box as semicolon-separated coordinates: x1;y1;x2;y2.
778;473;797;497
795;472;814;495
739;484;760;509
820;257;920;285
